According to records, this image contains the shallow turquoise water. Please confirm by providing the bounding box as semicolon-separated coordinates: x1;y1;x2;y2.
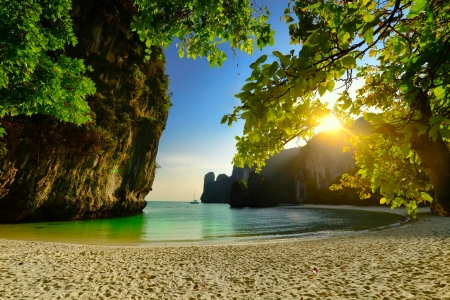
0;202;408;245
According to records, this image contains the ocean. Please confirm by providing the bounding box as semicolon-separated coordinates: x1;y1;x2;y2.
0;201;408;246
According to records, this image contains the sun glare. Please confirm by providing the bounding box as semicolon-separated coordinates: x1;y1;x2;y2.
315;115;341;133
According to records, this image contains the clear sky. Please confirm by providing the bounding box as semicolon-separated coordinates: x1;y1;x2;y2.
146;1;345;201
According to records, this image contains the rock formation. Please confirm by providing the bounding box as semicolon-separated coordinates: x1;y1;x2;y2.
200;173;233;203
202;119;376;206
260;148;300;204
246;172;278;207
201;172;216;201
200;165;254;203
230;165;254;182
230;173;278;207
294;129;355;204
294;120;376;205
0;0;170;222
229;180;248;207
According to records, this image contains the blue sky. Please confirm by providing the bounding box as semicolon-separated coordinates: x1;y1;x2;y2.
145;1;355;201
145;1;294;201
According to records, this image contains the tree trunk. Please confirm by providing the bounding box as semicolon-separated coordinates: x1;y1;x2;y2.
411;91;450;216
412;131;450;216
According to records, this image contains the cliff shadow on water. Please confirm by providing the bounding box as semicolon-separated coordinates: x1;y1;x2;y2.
0;0;170;223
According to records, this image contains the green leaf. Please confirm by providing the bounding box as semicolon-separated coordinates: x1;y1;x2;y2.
279;55;291;67
318;83;327;96
380;197;387;204
430;115;444;125
269;61;279;77
342;98;352;110
429;124;441;140
326;80;335;92
267;109;277;122
363;13;374;23
439;127;450;139
236;91;252;100
272;51;283;60
416;124;428;136
0;73;9;88
315;71;327;81
341;56;356;69
434;86;445;99
364;113;385;124
220;115;228;124
250;55;268;68
362;27;374;44
420;192;433;202
408;0;429;18
292;77;306;96
242;82;257;92
282;118;293;134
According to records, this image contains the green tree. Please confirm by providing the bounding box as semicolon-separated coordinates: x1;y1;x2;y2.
0;0;274;134
222;0;450;217
0;0;96;134
131;0;275;66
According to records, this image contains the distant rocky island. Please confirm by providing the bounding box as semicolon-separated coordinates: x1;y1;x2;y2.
201;166;254;203
201;119;381;207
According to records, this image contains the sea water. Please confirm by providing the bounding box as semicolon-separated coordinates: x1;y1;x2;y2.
0;202;408;246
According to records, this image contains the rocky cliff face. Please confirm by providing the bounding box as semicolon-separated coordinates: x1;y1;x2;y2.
294;130;355;204
200;173;233;203
201;120;373;206
257;124;372;205
0;0;170;223
200;165;253;203
201;139;354;205
229;172;278;207
260;148;300;204
293;120;378;205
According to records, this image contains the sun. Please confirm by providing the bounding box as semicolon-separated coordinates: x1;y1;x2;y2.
315;115;341;133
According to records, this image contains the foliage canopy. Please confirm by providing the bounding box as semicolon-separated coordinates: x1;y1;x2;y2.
131;0;275;66
0;0;96;135
221;0;450;217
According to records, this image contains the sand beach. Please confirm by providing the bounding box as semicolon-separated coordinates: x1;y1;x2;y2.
0;206;449;299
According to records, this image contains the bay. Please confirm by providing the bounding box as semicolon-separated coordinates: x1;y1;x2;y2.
0;201;408;246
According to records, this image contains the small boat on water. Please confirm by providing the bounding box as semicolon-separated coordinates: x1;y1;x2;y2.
190;190;200;204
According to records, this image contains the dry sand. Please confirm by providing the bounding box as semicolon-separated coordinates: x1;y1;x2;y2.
0;206;449;299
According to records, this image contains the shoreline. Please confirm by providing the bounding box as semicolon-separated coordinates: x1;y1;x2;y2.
0;204;414;248
1;206;449;298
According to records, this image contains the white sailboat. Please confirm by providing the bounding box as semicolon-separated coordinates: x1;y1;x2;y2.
190;189;199;204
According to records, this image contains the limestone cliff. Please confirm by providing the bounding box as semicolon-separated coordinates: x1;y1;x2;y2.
229;172;278;207
259;122;373;205
0;0;170;222
294;129;355;204
200;165;253;203
200;173;233;203
260;148;300;204
201;120;374;206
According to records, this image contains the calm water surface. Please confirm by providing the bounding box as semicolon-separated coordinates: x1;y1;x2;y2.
0;202;408;245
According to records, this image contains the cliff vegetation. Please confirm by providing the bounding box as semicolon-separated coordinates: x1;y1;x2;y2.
0;0;170;222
